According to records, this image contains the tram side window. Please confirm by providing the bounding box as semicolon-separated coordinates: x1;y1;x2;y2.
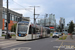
38;28;41;34
39;28;41;34
29;26;32;34
42;29;44;33
35;28;39;33
32;27;35;34
36;28;39;33
47;29;50;34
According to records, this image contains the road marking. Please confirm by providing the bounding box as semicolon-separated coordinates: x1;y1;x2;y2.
1;40;36;49
0;41;14;44
11;47;31;50
0;40;28;47
0;41;22;46
58;42;63;50
2;41;31;49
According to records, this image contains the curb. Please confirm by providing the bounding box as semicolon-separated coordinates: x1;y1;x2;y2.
56;39;75;42
0;36;16;40
0;37;5;39
56;40;75;42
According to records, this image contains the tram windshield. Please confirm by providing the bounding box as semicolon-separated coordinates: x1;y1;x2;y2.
18;24;28;34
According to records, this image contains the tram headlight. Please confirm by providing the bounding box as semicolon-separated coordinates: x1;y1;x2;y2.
26;34;27;36
17;34;18;36
25;34;27;36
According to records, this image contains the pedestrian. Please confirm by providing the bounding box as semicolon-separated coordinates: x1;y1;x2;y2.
8;32;11;38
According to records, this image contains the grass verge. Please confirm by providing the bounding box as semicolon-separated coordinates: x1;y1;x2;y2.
50;33;53;37
59;35;67;40
2;34;16;36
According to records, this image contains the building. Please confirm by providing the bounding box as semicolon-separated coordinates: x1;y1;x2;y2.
56;23;59;29
59;17;65;29
22;17;30;21
0;0;30;37
2;7;22;31
38;13;56;31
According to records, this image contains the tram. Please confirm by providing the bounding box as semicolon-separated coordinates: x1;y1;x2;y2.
16;21;50;40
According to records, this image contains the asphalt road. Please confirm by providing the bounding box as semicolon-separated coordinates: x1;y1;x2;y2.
1;37;75;50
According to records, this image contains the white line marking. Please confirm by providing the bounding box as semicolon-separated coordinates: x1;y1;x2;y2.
11;47;31;50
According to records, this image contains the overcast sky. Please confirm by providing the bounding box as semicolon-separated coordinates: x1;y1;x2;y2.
3;0;75;26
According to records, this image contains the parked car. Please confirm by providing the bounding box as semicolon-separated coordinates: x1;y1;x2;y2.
2;31;7;35
52;32;59;38
2;31;15;35
58;32;62;36
9;32;15;35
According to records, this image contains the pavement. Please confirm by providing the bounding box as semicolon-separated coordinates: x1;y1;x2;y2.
0;36;16;42
66;35;75;41
0;36;4;39
0;36;16;39
56;35;75;42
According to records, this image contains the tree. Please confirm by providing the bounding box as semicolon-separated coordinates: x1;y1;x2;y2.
68;21;74;39
11;24;17;33
58;26;62;32
56;29;59;32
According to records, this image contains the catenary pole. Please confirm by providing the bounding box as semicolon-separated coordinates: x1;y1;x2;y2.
6;0;9;39
29;6;40;39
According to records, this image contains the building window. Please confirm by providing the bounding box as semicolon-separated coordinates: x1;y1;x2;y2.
5;14;7;19
18;17;20;22
16;16;18;22
4;20;7;22
10;14;12;20
2;11;5;19
4;23;6;26
4;27;7;30
15;16;17;21
12;15;14;21
14;16;16;21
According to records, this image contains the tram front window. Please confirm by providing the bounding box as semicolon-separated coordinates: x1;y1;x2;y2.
18;24;28;37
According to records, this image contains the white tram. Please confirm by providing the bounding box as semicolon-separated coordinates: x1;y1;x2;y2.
16;21;50;40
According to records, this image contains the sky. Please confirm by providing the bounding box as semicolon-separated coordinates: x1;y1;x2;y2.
3;0;75;26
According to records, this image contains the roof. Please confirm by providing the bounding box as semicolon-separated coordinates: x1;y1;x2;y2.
18;21;29;23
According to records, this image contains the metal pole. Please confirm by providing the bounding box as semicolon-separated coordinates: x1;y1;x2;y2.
34;6;35;34
34;6;36;39
44;14;48;27
44;16;46;27
29;6;40;39
49;18;50;27
6;0;9;39
55;20;56;30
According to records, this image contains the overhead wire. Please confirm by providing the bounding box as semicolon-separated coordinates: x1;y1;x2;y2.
10;0;45;22
10;0;33;12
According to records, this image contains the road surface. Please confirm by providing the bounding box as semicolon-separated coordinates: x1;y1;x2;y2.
0;37;75;50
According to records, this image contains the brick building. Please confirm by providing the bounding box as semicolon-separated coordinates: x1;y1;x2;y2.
2;7;22;31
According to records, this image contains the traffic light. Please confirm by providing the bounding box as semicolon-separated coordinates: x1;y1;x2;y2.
5;23;7;27
7;13;10;23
